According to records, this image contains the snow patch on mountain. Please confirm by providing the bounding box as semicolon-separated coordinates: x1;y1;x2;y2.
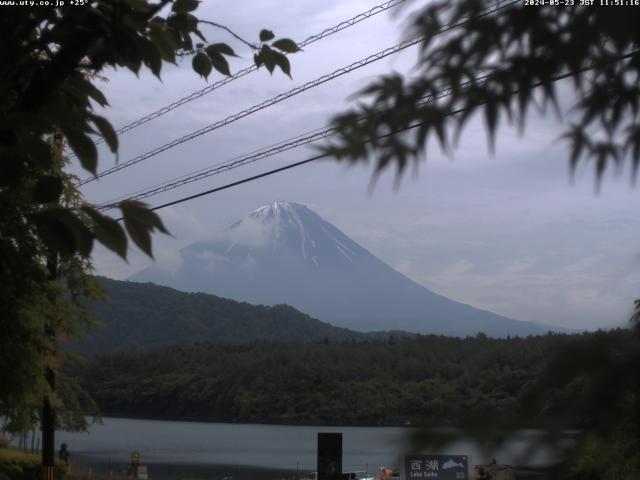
224;201;360;268
130;200;564;337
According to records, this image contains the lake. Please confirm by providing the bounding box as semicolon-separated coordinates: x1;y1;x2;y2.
56;417;565;480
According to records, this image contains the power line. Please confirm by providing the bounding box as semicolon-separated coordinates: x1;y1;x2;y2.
96;78;487;211
84;0;408;149
77;35;423;187
114;111;445;218
77;0;517;187
111;110;468;218
142;154;328;215
97;125;333;207
112;51;639;219
96;127;336;210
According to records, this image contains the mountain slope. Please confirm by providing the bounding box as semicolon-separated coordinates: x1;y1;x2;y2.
74;277;367;354
131;201;559;337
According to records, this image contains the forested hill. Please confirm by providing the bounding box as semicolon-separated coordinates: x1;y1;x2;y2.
73;277;368;354
131;201;557;337
66;330;635;426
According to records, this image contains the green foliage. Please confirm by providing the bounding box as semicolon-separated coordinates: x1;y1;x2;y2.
562;427;640;480
408;322;640;478
259;29;275;42
325;0;640;184
0;449;65;480
192;51;213;79
540;324;640;479
319;3;640;476
70;277;368;354
248;29;298;79
272;39;301;54
0;0;298;433
119;201;169;259
65;330;638;427
66;327;640;477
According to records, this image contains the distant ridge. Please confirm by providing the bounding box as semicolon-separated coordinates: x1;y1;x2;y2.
130;201;564;337
74;277;368;354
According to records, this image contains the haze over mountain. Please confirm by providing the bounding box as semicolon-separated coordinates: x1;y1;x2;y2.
74;277;369;354
131;201;562;337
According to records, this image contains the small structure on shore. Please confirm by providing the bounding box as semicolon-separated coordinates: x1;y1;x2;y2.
473;463;516;480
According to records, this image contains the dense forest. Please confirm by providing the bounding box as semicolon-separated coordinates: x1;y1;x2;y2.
66;329;637;427
73;277;376;354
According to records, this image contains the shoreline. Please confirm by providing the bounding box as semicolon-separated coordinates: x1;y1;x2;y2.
92;412;423;429
85;414;581;439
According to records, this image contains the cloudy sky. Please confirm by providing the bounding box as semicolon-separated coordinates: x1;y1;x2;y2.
77;0;639;331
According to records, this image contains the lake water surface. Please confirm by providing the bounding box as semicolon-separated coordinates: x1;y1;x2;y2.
56;417;563;480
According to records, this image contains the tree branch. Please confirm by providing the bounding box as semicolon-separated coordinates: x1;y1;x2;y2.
198;20;257;50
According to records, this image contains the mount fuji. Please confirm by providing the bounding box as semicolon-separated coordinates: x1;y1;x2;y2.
130;201;557;336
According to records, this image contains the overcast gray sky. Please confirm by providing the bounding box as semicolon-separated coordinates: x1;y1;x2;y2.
77;0;639;331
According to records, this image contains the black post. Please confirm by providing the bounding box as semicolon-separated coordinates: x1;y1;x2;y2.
317;432;342;480
42;255;57;480
42;368;55;480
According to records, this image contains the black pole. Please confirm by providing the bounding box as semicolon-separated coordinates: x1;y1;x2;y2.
317;433;342;480
42;255;57;480
42;368;55;480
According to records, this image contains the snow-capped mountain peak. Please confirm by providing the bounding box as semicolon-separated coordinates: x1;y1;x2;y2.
227;201;360;267
251;200;302;218
130;202;560;337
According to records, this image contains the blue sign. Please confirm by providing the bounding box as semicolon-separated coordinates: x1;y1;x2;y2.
404;455;468;480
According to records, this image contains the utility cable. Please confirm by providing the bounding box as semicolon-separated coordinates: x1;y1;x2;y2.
84;0;409;149
97;125;333;207
78;35;424;186
96;127;336;210
114;109;457;218
96;78;486;211
111;50;639;219
78;0;517;187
